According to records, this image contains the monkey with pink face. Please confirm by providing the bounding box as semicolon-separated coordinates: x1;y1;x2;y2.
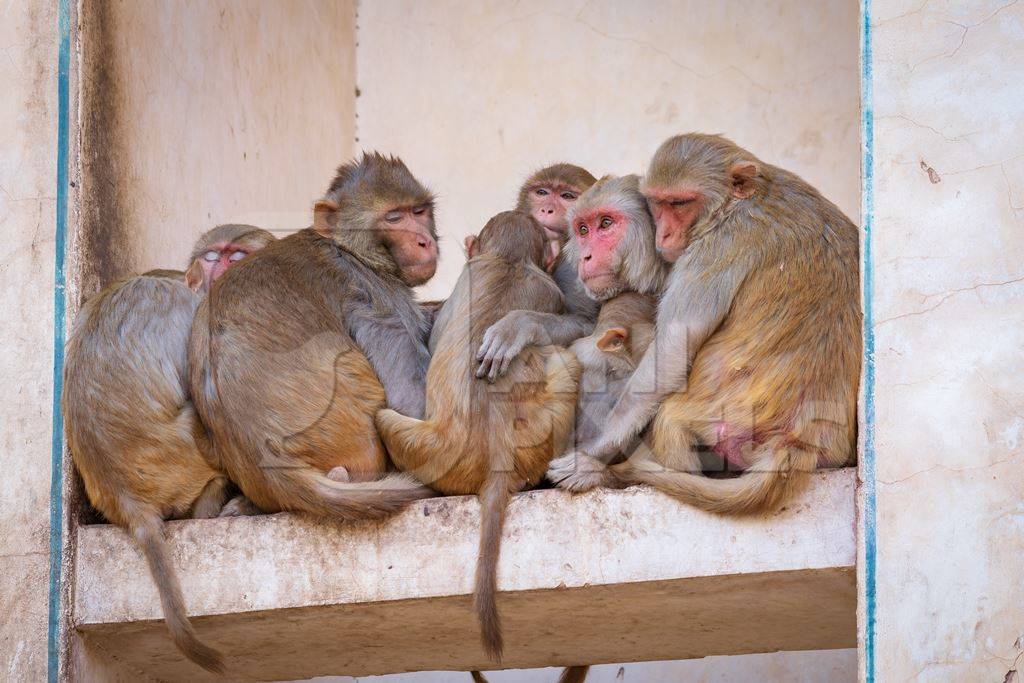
548;135;860;515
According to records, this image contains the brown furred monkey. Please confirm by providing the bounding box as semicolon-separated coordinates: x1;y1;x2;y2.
572;292;656;447
375;211;581;662
61;225;274;673
189;223;276;291
189;153;436;522
476;164;599;380
549;134;860;514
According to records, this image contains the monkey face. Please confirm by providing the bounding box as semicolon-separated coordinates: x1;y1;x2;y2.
572;206;630;299
528;185;581;239
642;188;705;263
196;241;260;290
382;204;439;286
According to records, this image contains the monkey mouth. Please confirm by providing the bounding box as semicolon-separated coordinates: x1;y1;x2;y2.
655;244;685;263
581;272;625;301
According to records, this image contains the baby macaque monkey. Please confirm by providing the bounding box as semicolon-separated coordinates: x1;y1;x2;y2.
376;211;581;662
476;164;600;379
572;293;656;446
61;224;273;672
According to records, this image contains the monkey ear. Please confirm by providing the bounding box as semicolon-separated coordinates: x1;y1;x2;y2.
185;259;205;293
312;199;340;237
543;241;560;273
729;162;760;199
595;327;629;352
464;234;479;259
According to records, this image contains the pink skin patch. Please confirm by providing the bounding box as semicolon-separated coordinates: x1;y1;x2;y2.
385;206;438;285
531;185;581;239
711;422;755;471
574;207;627;286
200;242;252;286
643;187;704;263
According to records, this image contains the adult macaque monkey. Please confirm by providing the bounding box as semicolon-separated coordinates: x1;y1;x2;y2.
61;225;274;673
189;153;436;521
375;211;580;662
189;223;276;291
475;164;598;379
549;134;860;514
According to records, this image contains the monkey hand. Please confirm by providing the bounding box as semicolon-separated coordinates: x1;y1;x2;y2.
546;451;619;492
476;312;545;382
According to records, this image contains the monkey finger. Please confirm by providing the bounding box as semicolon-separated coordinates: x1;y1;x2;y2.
476;356;493;379
487;353;505;383
496;350;516;378
476;333;497;362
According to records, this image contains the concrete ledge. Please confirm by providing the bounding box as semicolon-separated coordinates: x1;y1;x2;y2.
74;469;856;680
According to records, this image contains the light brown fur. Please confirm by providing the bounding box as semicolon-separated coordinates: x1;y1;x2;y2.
188;154;435;521
571;293;656;446
61;223;276;672
556;134;860;514
375;212;581;661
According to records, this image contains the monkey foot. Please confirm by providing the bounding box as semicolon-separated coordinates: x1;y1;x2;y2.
546;453;615;492
218;495;262;517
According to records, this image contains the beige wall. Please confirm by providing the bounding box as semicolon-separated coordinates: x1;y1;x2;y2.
0;0;59;679
355;0;861;300
867;0;1024;680
78;0;357;286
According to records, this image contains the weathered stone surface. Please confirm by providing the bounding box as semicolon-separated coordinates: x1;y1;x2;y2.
76;470;855;680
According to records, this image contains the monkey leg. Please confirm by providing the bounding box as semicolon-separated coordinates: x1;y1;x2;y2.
374;409;465;491
546;452;621;492
218;494;263;517
189;475;232;519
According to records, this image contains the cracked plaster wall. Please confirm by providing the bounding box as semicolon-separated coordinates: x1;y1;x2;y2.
869;0;1024;680
0;0;59;679
354;0;862;300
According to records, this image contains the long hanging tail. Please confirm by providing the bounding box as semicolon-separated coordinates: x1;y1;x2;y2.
475;469;516;661
268;464;434;519
558;666;591;683
626;436;821;514
129;508;224;673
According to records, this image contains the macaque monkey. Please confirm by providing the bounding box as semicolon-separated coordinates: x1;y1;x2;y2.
189;223;276;292
476;164;599;379
375;211;581;662
61;225;272;672
550;134;860;514
189;153;437;522
572;292;656;446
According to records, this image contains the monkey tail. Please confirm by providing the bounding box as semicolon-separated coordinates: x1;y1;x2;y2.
558;666;591;683
475;469;517;662
270;465;434;520
127;505;224;674
628;437;821;514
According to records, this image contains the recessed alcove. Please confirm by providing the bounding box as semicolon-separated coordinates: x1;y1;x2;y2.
67;1;861;680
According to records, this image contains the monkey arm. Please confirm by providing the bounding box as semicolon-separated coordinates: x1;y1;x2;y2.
475;258;598;380
347;303;431;420
580;251;748;460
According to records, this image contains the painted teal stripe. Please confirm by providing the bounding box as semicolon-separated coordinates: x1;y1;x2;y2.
860;1;877;681
47;0;71;679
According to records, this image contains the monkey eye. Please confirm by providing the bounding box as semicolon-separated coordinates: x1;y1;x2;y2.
561;192;577;201
228;250;247;262
577;224;589;236
202;250;219;262
384;210;403;223
411;205;429;216
600;216;613;229
535;188;549;196
670;199;692;207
